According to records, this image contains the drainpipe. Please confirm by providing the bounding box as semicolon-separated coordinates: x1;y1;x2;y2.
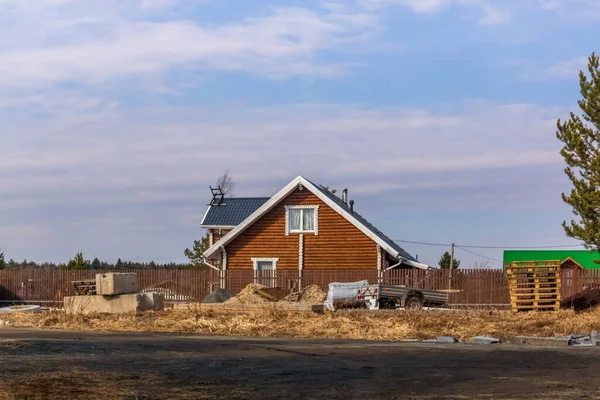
384;257;403;272
200;257;220;272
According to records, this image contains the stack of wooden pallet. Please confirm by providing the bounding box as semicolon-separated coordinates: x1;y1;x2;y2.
506;260;561;312
72;279;97;295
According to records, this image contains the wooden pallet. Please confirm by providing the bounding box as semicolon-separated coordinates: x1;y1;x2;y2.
507;260;561;312
72;279;97;296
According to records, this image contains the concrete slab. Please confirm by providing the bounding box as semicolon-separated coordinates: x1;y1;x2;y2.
65;293;164;315
96;273;139;296
472;336;500;344
512;336;570;347
437;336;459;343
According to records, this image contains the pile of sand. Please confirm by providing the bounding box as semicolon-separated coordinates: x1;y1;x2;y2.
282;285;327;304
224;284;271;305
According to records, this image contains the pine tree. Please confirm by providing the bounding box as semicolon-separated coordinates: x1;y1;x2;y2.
0;250;5;270
557;53;600;251
63;252;89;270
184;232;211;269
91;258;101;269
438;251;460;269
115;258;123;268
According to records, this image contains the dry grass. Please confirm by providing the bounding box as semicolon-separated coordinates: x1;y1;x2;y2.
2;307;600;341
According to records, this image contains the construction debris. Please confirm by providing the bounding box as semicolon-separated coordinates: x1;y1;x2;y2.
0;305;41;314
437;336;459;343
260;287;289;301
560;288;600;312
224;284;272;305
471;336;500;344
512;336;571;347
72;280;97;295
67;273;164;314
282;285;327;304
202;289;235;304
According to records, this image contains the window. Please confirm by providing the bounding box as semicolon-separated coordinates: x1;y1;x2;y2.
285;205;319;235
256;260;275;271
252;258;278;287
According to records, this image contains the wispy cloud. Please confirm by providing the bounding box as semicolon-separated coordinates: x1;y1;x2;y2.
542;57;588;79
0;2;377;90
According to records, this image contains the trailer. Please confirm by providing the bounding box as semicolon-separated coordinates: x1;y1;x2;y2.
357;284;449;310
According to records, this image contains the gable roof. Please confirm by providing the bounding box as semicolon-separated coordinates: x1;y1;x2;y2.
308;179;419;264
201;197;270;228
203;176;428;269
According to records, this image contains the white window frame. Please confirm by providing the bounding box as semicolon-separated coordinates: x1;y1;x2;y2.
285;205;319;235
252;258;279;286
251;257;279;271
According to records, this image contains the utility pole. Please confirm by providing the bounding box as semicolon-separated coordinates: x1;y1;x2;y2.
448;243;455;290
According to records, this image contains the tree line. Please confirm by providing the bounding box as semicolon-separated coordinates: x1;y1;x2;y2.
0;250;196;270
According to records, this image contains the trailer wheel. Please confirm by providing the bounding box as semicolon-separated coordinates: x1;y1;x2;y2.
405;296;423;311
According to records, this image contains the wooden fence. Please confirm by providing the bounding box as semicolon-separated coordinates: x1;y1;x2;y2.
1;268;599;308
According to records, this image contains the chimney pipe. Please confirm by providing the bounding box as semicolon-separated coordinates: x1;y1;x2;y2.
349;200;354;213
342;188;348;205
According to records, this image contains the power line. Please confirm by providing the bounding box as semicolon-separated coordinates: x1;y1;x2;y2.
454;246;503;263
392;239;583;250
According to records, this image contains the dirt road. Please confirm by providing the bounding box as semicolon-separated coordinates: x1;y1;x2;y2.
1;329;600;399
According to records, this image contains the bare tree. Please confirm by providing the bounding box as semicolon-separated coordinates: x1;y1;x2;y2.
472;259;491;269
216;169;236;197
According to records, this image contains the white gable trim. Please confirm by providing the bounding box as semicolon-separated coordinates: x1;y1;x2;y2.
202;176;422;268
200;205;212;226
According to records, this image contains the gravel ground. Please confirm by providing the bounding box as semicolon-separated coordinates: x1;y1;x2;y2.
1;328;600;399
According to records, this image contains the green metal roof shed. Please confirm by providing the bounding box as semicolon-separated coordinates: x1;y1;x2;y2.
503;250;600;269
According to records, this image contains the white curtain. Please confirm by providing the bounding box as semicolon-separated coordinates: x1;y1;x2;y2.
289;209;302;231
303;208;314;231
256;261;274;271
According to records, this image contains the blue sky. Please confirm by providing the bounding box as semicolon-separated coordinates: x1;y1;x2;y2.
0;0;598;268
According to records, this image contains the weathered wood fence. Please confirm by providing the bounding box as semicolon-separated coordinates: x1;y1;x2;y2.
1;268;598;308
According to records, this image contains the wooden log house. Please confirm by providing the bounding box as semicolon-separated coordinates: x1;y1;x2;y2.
201;176;428;289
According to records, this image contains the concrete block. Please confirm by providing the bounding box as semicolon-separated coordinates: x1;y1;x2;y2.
437;336;458;343
65;292;164;315
512;336;570;347
569;335;595;347
96;273;139;295
591;331;600;346
139;292;164;311
471;336;500;344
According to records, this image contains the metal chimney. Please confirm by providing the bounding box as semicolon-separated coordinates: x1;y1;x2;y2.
349;200;354;213
342;188;348;205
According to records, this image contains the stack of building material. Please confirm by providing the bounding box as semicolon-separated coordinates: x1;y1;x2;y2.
65;273;164;314
72;279;97;295
506;260;561;312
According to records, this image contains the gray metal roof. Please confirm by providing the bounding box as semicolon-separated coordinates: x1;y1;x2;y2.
308;180;419;263
201;197;270;227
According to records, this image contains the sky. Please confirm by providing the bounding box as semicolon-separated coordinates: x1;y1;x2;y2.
0;0;598;268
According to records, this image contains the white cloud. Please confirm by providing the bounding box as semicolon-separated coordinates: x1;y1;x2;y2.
542;57;587;79
0;2;377;90
0;99;569;262
479;5;510;25
0;100;563;206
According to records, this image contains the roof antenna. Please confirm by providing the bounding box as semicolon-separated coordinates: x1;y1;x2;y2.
209;186;225;206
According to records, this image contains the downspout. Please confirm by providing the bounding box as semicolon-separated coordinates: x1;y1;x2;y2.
384;257;403;272
200;256;220;272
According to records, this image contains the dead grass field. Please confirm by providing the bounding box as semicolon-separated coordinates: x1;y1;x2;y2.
2;307;600;340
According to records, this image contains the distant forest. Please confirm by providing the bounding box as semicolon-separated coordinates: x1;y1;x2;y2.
1;257;193;270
